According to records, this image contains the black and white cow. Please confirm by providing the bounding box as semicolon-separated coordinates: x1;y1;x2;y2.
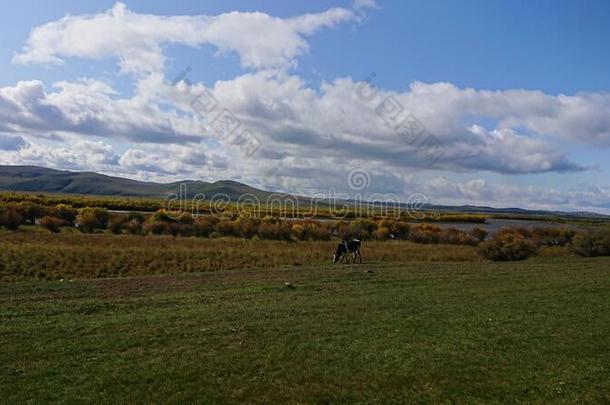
333;239;362;264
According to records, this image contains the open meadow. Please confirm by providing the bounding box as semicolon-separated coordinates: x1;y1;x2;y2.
2;229;610;403
2;198;610;402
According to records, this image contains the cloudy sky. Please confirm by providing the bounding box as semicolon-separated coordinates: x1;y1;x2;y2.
1;0;610;212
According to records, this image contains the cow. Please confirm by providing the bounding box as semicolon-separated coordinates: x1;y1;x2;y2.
333;239;362;264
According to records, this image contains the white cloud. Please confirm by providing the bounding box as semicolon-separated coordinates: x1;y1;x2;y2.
0;79;205;144
0;138;118;171
195;72;588;174
400;81;610;146
117;144;224;176
0;72;597;180
13;2;358;73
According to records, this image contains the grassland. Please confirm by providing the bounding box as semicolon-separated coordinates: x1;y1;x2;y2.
1;225;608;402
2;255;610;403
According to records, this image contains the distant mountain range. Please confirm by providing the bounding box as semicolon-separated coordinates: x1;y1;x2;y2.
0;165;273;201
0;165;608;219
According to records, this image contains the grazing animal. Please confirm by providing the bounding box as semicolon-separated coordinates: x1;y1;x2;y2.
333;239;362;264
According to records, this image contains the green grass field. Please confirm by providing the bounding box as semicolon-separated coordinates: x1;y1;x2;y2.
2;254;610;403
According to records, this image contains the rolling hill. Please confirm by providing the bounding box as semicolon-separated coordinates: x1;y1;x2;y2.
0;165;274;201
0;165;607;218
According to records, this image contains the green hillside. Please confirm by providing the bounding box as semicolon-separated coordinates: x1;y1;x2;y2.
0;166;273;200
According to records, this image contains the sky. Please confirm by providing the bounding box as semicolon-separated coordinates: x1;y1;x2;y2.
1;0;610;213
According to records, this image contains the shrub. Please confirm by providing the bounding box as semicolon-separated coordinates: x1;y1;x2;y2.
291;224;306;240
143;221;171;235
39;216;66;233
349;219;377;240
17;202;48;224
337;222;353;240
177;212;194;225
261;215;280;224
168;223;182;236
149;209;178;223
178;223;196;237
290;221;331;241
144;210;192;235
192;217;217;237
126;212;146;223
309;224;331;241
215;220;239;237
108;216;127;234
257;222;291;241
391;221;411;240
125;219;143;235
469;227;488;243
53;204;78;223
478;231;537;261
496;227;532;239
531;227;576;247
409;224;443;244
76;207;109;232
375;225;392;240
570;230;610;257
235;217;260;239
440;227;477;246
373;220;410;240
0;203;24;230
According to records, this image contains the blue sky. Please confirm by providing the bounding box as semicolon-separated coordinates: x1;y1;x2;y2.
1;1;609;212
4;0;610;92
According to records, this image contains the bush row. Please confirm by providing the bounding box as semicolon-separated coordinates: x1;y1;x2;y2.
0;193;491;222
570;230;610;257
4;203;609;262
478;231;538;261
0;202;79;230
2;203;487;244
115;213;490;245
476;226;606;261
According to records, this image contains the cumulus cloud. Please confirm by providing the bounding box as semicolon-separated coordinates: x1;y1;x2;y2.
117;144;226;176
185;72;589;174
0;71;598;179
13;2;358;73
0;79;205;144
401;81;610;147
0;137;118;171
445;125;583;173
0;136;234;183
